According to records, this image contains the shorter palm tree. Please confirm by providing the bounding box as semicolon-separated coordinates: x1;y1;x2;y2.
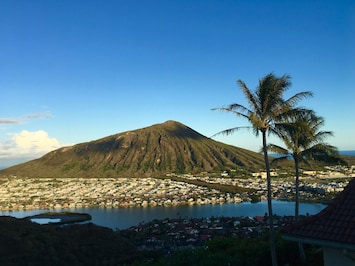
268;111;344;265
268;111;344;220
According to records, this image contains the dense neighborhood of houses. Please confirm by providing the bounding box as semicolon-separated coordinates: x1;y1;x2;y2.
250;165;355;179
121;215;296;253
0;163;353;212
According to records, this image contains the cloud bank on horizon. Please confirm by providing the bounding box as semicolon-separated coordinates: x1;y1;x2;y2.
0;130;61;158
0;112;66;167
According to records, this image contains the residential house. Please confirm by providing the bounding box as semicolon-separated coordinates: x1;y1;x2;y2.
282;178;355;265
252;171;278;179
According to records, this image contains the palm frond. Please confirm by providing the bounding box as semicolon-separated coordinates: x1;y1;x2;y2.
272;73;290;93
211;107;250;120
285;91;313;106
270;156;290;165
266;144;289;155
211;126;252;138
277;108;315;122
259;74;294;128
300;143;345;165
237;79;259;113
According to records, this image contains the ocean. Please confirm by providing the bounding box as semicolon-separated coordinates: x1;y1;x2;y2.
270;150;355;158
340;150;355;156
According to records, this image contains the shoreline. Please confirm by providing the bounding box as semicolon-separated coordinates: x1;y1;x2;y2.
0;198;328;213
0;199;249;212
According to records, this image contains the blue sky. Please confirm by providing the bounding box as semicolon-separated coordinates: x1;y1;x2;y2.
1;0;354;168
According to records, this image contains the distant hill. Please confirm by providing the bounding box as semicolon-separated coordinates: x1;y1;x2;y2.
0;120;266;178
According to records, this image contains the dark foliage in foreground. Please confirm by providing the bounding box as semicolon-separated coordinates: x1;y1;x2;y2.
0;216;140;265
135;234;323;266
0;216;323;266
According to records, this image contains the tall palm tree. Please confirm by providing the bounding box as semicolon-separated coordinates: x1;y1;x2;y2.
268;111;344;265
212;73;313;266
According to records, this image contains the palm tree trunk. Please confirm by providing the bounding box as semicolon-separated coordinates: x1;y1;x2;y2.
298;241;306;265
262;131;278;266
294;157;306;265
295;158;300;221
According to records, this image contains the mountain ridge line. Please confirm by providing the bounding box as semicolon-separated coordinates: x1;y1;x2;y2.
0;120;266;178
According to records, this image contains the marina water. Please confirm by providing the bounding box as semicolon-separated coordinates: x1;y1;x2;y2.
0;200;326;230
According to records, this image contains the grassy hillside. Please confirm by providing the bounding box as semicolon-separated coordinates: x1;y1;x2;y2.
0;120;266;178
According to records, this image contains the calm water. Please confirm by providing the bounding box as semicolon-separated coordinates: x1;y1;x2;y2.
340;150;355;156
0;201;326;230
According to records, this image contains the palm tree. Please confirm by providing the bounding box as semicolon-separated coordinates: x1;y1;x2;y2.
268;111;344;265
269;111;343;221
212;73;313;266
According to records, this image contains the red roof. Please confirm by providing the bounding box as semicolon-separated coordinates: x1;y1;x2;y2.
255;216;265;222
283;178;355;249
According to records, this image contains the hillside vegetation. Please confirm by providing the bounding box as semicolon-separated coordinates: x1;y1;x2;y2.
0;216;323;266
1;120;265;178
0;216;140;265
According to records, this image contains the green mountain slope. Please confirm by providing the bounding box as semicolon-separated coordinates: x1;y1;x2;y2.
1;120;265;178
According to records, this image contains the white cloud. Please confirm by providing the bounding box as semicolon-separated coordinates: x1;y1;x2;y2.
0;130;62;159
13;130;60;153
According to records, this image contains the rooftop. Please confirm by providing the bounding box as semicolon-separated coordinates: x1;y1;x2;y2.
283;178;355;249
